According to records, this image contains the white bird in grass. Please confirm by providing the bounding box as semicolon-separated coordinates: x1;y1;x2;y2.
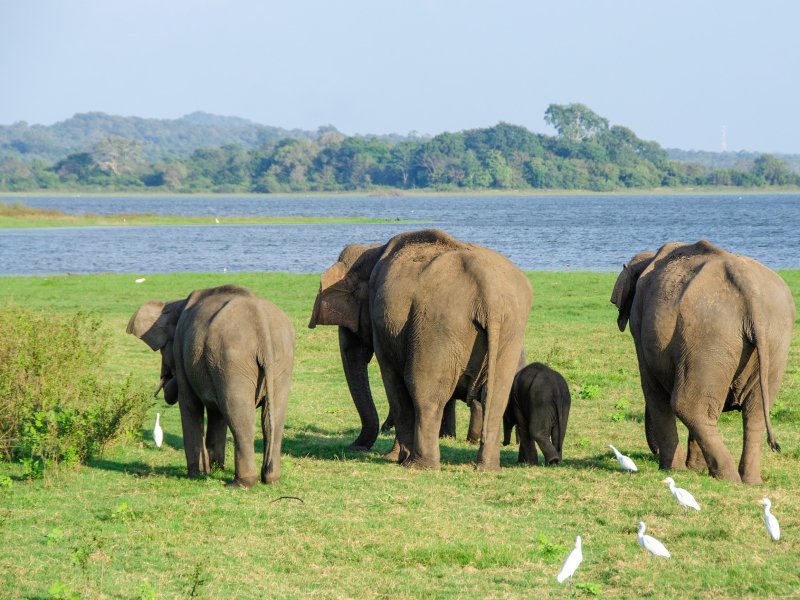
153;412;163;448
609;444;638;474
758;498;780;541
663;477;701;510
637;521;670;558
556;535;583;584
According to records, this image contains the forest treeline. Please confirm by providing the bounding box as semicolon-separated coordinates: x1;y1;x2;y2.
1;104;798;193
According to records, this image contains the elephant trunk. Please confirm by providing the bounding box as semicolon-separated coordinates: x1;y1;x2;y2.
339;326;379;451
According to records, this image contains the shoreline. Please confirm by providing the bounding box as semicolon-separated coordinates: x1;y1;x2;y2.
2;186;800;200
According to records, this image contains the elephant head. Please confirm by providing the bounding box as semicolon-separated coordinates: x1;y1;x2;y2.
308;243;384;450
610;251;655;332
127;299;187;405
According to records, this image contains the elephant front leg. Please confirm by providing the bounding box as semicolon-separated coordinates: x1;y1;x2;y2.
379;366;414;464
640;375;686;470
438;398;457;438
205;407;227;470
178;395;211;478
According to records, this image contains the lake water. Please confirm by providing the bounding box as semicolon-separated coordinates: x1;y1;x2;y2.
1;193;798;275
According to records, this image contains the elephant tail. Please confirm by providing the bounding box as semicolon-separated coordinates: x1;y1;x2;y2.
258;350;278;476
479;315;502;445
751;322;780;453
556;377;570;456
740;274;781;453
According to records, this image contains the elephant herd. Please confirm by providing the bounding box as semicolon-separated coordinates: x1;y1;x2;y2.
127;229;796;488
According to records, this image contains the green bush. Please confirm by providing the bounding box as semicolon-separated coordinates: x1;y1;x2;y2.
0;306;150;475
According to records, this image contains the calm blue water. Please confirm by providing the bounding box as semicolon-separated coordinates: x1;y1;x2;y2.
1;193;798;275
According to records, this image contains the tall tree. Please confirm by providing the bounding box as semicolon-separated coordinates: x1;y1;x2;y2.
544;103;609;142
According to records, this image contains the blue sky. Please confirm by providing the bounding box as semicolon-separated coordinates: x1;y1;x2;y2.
3;1;799;152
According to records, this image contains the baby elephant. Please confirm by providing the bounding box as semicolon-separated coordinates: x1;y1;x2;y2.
127;285;295;487
503;362;571;465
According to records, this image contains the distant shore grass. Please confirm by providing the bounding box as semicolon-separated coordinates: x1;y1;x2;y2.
2;186;800;201
0;201;411;228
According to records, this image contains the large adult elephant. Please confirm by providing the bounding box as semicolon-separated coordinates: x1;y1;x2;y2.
309;229;532;470
127;285;295;487
611;240;795;483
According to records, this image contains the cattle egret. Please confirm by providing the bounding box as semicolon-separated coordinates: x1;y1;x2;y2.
609;444;638;474
759;498;780;541
637;521;670;558
153;413;163;448
135;278;146;283
663;477;701;510
556;535;583;584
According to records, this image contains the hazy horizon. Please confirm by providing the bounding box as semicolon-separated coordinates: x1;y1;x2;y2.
3;1;799;154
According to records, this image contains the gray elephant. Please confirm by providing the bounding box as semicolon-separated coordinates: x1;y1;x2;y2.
127;285;295;487
308;229;532;471
503;362;571;465
611;240;795;483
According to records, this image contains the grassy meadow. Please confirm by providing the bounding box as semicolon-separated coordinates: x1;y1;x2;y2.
1;270;799;598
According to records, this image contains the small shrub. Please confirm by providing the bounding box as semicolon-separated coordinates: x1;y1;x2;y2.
0;306;151;473
578;384;601;400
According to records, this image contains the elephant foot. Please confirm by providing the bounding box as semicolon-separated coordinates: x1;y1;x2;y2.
476;462;501;472
546;457;561;466
261;471;280;484
742;476;764;485
227;476;258;489
708;468;742;484
401;455;440;470
347;444;371;453
686;455;707;472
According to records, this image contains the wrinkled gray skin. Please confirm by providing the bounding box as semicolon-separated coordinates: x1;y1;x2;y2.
503;362;571;465
612;241;795;484
309;229;532;471
128;285;295;488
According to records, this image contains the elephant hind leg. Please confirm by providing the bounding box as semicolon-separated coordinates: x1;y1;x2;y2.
217;376;259;488
739;400;766;484
673;382;740;483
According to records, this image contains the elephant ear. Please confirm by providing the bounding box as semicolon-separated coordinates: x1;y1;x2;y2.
127;300;177;351
611;264;635;332
308;261;362;333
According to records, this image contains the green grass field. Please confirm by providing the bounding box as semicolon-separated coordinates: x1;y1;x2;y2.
1;271;799;598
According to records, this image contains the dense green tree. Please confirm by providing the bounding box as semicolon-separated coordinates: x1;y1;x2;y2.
544;103;609;142
753;154;795;185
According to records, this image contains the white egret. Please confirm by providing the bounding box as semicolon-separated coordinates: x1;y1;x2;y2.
637;521;670;558
556;535;583;584
153;413;163;448
609;444;638;474
135;277;146;283
758;498;780;541
663;477;700;510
